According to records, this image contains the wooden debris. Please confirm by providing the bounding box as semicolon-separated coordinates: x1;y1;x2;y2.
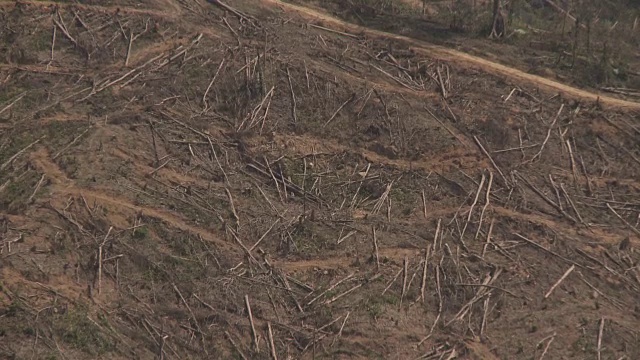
245;295;259;352
544;265;575;299
372;226;380;271
1;137;44;171
460;173;486;242
473;136;508;186
323;93;355;128
607;203;640;236
267;322;278;360
97;227;113;295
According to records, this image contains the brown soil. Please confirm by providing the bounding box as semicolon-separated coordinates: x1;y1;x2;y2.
1;0;639;359
268;0;640;110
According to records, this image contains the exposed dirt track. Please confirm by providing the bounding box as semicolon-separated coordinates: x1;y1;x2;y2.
269;133;484;172
266;0;640;111
29;145;239;253
7;0;637;109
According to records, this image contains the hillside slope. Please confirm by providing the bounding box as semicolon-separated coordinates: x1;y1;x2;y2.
1;1;639;359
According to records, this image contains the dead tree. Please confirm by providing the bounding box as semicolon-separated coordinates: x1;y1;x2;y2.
489;0;506;38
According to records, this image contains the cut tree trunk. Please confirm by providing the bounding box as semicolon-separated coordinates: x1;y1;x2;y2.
489;0;506;38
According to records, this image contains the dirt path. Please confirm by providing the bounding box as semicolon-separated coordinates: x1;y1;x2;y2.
264;0;640;111
28;146;239;253
7;0;639;110
269;133;485;172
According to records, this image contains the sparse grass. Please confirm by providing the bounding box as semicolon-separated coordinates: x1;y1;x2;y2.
362;290;401;319
381;293;399;305
0;172;40;214
55;309;115;356
132;226;149;239
0;135;35;165
4;298;25;317
571;331;597;355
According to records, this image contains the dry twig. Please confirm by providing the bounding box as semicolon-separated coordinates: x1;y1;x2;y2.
473;136;508;186
529;104;564;163
97;227;113;295
202;59;226;111
606;203;640;236
372;226;380;271
286;67;298;124
597;317;605;360
475;171;493;240
544;264;575;299
268;322;278;360
245;295;259;352
1;137;44;171
420;219;440;302
323;93;355;128
460;173;486;242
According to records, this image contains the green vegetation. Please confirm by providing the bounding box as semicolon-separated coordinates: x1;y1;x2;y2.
57;310;115;355
132;226;149;239
0;173;40;214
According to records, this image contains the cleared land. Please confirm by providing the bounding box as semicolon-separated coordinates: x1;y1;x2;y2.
1;0;639;359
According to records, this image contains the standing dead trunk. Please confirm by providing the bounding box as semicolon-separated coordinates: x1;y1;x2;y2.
489;0;506;38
